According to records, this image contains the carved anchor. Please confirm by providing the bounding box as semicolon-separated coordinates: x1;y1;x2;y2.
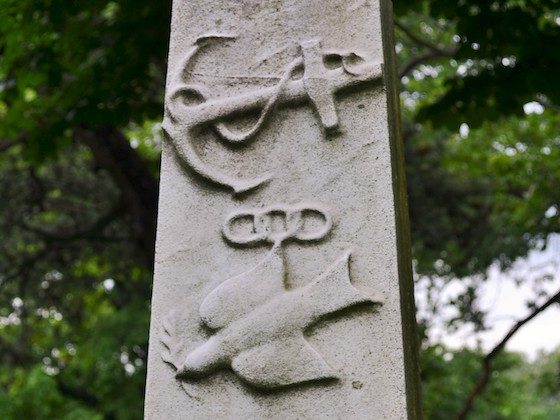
163;34;383;194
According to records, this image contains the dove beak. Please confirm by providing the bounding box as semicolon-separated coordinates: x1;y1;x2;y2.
175;364;188;379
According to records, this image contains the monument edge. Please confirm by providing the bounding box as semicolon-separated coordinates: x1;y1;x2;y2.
379;1;424;418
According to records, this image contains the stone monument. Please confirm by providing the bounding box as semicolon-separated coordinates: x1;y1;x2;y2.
145;0;421;418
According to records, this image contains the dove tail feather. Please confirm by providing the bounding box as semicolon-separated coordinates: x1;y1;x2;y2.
303;250;373;317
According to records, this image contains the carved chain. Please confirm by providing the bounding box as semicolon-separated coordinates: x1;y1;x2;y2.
222;204;333;246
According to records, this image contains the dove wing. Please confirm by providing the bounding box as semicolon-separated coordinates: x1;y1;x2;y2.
199;245;285;330
231;334;337;389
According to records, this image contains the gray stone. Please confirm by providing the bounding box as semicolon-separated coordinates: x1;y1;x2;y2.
145;0;421;418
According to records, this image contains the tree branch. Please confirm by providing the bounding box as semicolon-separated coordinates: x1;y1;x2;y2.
394;19;458;78
395;20;449;54
2;247;51;284
0;133;27;152
0;336;34;366
21;199;125;242
536;94;560;113
0;139;16;152
55;376;100;409
455;288;560;420
74;127;159;270
399;49;456;78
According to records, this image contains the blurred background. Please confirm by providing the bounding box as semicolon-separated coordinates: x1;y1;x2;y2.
1;0;559;418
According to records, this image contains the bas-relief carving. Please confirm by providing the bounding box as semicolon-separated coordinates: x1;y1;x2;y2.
161;204;383;389
222;203;332;246
158;28;385;397
162;34;383;193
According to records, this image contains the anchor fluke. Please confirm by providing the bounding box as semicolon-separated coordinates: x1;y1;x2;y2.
162;120;272;194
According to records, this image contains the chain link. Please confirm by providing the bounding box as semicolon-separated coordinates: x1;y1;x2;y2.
222;204;333;246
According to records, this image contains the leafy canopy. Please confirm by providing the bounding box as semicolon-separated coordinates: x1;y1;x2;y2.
1;0;559;418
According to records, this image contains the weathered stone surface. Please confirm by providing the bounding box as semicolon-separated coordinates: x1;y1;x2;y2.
145;0;421;418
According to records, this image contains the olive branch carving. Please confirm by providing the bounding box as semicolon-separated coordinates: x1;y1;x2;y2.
160;310;183;371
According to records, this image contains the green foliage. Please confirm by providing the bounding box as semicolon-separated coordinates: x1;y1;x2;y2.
0;2;164;416
396;0;560;128
0;144;151;418
407;112;560;278
0;367;101;419
0;0;170;160
1;0;559;418
422;346;560;419
396;0;560;278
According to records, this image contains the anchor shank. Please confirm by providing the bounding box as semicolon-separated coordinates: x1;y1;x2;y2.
188;80;306;126
186;64;382;128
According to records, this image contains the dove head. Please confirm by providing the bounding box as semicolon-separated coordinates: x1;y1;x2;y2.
176;337;226;379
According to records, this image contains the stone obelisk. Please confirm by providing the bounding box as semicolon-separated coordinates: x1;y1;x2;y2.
145;0;421;418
